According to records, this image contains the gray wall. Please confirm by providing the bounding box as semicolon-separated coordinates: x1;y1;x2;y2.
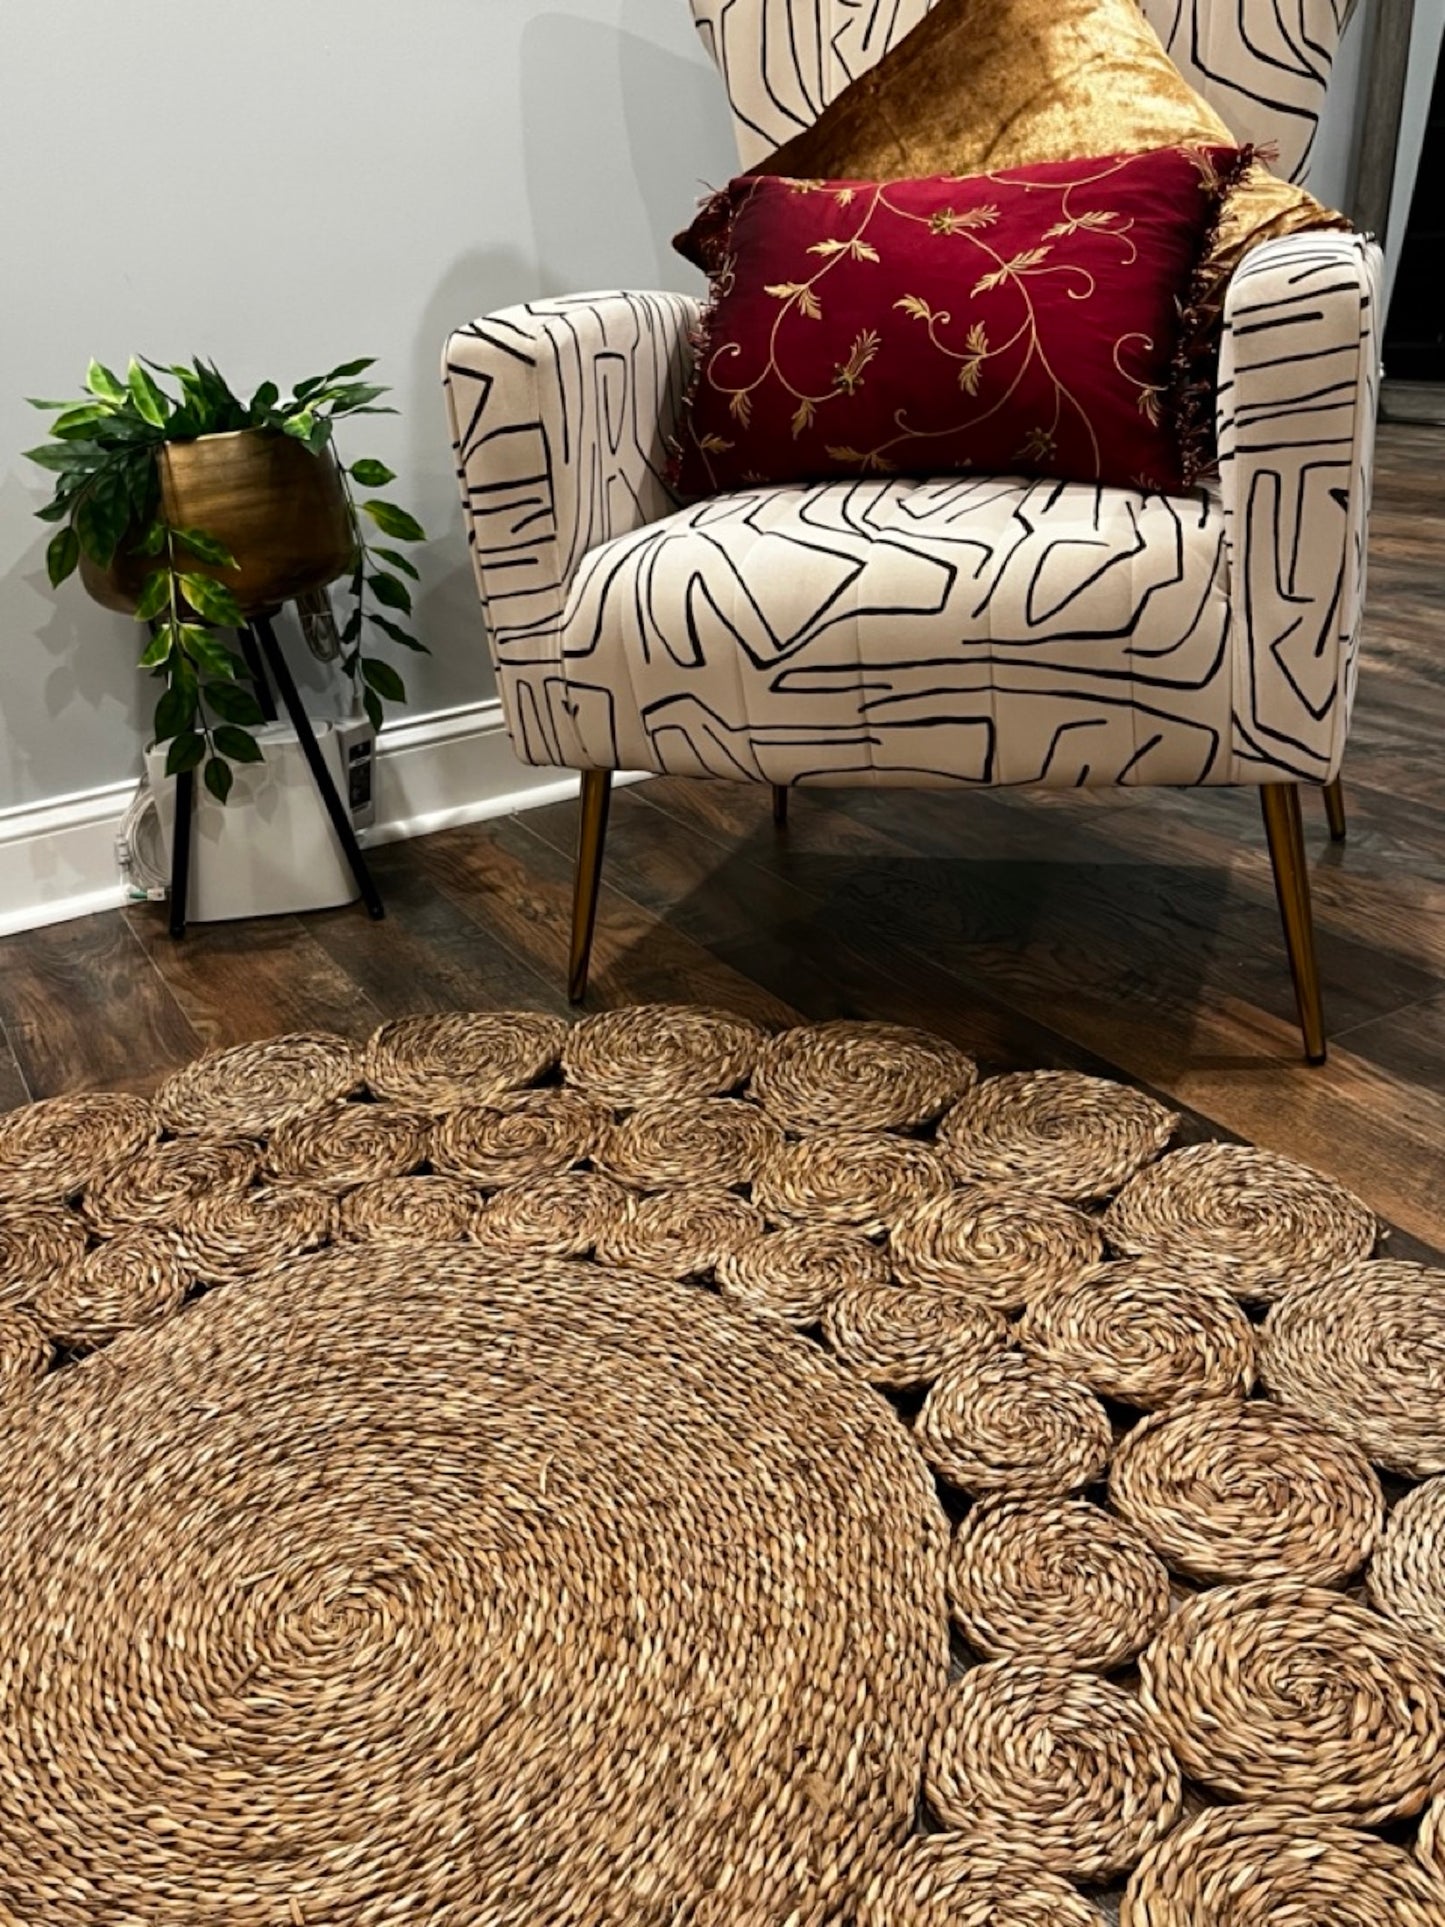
0;1;1428;818
0;0;733;813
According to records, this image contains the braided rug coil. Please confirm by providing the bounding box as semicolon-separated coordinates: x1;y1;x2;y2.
1109;1397;1384;1587
1018;1259;1255;1409
154;1031;363;1138
856;1832;1108;1926
715;1222;890;1327
1138;1579;1445;1823
1261;1260;1445;1478
749;1020;978;1134
6;1002;1445;1921
1369;1476;1445;1659
890;1185;1103;1311
948;1497;1171;1672
1104;1141;1377;1302
0;1246;948;1925
1123;1805;1445;1927
922;1662;1182;1882
937;1070;1177;1201
916;1352;1113;1497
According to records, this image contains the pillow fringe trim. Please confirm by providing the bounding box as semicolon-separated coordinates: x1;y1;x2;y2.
1171;143;1261;490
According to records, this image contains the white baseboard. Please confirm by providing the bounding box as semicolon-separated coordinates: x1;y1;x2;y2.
0;700;609;940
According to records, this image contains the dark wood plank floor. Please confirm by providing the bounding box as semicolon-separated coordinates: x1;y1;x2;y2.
2;423;1441;1253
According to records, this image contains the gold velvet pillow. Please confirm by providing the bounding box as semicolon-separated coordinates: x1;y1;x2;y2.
682;0;1348;321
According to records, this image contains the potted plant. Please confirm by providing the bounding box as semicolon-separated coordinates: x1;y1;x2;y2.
26;357;428;803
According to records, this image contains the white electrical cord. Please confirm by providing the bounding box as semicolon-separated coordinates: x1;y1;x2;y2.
114;777;170;899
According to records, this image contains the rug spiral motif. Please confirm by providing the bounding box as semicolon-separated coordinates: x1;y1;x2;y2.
937;1070;1176;1201
0;1090;158;1208
81;1138;258;1236
0;1205;88;1307
1122;1804;1445;1927
596;1096;781;1191
1261;1260;1445;1477
890;1186;1103;1312
473;1170;630;1259
29;1228;192;1350
592;1186;766;1279
749;1020;978;1134
363;1010;567;1106
0;1305;50;1399
172;1183;337;1281
430;1089;607;1188
1103;1142;1377;1302
1367;1475;1445;1660
333;1175;482;1245
1019;1259;1255;1409
154;1032;364;1138
0;1246;948;1924
916;1352;1113;1496
755;1131;950;1237
562;1004;766;1107
856;1832;1108;1926
264;1099;432;1188
1109;1398;1384;1586
822;1284;1009;1390
948;1496;1171;1672
715;1223;889;1327
923;1662;1182;1882
1419;1794;1445;1890
1138;1579;1445;1822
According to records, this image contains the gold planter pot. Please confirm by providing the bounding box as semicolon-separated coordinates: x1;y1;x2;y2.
81;428;357;617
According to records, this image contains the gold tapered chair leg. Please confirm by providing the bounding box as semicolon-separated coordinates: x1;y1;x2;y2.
1261;784;1327;1065
772;784;789;829
568;770;612;1005
1322;775;1347;842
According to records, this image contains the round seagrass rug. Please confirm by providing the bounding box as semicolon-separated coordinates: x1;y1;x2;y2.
2;1007;1445;1927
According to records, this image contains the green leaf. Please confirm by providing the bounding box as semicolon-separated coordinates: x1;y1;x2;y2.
127;359;169;428
203;756;234;804
174;526;239;570
138;624;174;669
165;730;206;776
50;404;114;436
360;499;425;543
28;397;80;411
348;458;395;488
368;612;428;652
132;520;168;557
85;360;128;404
292;375;326;403
24;440;100;472
250;380;279;414
324;356;376;381
45;526;80;587
177;623;242;678
341;609;362;645
133;570;170;623
213;724;264;763
368;570;412;614
73;470;131;565
320;382;387;414
372;546;419;580
153;683;195;742
281;407;316;444
178;573;246;628
360;656;406;702
204;680;264;726
362;687;384;734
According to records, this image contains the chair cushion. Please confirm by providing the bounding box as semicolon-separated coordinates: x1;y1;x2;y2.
550;474;1233;789
671;146;1245;500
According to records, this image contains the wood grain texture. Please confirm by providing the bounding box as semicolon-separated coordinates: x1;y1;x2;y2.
0;424;1437;1251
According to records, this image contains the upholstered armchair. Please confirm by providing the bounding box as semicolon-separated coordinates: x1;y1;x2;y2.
443;0;1380;1063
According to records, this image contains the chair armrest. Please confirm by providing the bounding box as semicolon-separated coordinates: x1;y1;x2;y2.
442;291;698;750
1217;231;1383;783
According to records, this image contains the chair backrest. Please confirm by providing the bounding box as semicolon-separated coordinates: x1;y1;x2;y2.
690;0;1347;185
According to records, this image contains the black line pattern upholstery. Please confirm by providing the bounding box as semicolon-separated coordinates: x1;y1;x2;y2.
441;6;1379;794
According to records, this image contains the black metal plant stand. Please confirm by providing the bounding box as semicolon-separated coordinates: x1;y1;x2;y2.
167;610;385;939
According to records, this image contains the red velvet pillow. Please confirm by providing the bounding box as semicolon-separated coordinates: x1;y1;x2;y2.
671;145;1247;499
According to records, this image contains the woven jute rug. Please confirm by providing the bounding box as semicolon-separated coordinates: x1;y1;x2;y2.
2;1007;1445;1927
